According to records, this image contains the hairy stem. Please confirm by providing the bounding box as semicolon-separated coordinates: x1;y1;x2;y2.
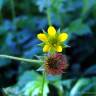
10;0;16;29
0;55;43;64
0;9;3;24
47;8;51;26
41;71;46;96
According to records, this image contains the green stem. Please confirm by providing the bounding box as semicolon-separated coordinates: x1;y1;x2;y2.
47;8;51;26
10;0;16;29
24;0;30;15
0;9;3;24
58;89;63;96
0;55;43;64
41;71;46;96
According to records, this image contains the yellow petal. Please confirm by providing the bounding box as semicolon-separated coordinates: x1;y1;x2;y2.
55;45;62;52
43;45;50;52
48;26;56;36
37;33;48;42
58;33;68;42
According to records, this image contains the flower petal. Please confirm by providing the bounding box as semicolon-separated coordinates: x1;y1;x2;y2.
55;45;62;52
43;45;50;52
48;26;56;36
58;33;68;42
37;33;48;42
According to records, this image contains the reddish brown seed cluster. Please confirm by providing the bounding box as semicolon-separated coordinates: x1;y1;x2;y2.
45;53;68;75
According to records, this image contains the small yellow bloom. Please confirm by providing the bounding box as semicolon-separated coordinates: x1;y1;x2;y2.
37;26;68;52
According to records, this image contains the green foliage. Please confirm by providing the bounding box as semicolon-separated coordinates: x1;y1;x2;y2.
70;78;96;96
82;0;96;15
4;70;49;96
65;19;91;36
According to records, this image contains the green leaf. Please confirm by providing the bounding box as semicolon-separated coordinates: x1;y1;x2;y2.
37;43;44;47
22;80;49;96
82;0;96;15
36;65;44;72
18;70;41;87
70;78;92;96
65;19;91;37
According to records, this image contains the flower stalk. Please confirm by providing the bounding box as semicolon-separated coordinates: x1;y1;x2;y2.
0;55;43;64
0;9;3;24
41;71;46;96
10;0;16;30
47;8;51;26
10;0;15;21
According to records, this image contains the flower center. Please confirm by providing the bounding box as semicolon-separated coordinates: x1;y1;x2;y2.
47;57;60;69
48;37;58;47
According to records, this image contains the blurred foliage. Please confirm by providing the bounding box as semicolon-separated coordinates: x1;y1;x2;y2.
4;70;49;96
0;0;96;96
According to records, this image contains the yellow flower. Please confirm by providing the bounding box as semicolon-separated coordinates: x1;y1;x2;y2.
37;26;68;52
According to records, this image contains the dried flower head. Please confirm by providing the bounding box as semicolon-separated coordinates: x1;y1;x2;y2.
45;53;68;75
